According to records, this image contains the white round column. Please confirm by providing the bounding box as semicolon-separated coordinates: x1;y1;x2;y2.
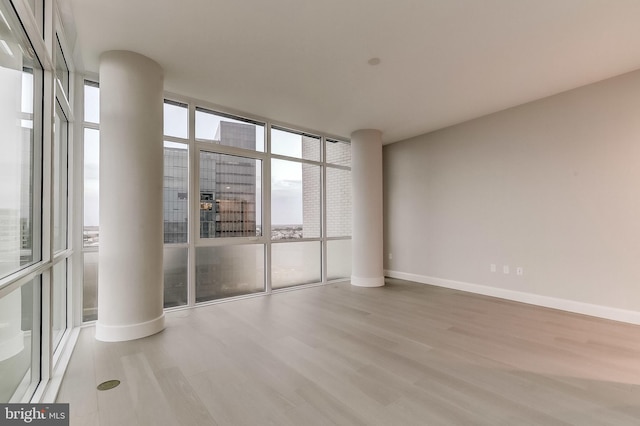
96;51;165;342
350;129;384;287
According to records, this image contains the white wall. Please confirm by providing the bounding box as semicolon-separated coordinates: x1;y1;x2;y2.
383;69;640;320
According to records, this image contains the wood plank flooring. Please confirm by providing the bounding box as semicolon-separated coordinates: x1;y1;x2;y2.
56;279;640;425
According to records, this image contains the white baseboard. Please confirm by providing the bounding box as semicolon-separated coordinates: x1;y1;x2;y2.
384;270;640;326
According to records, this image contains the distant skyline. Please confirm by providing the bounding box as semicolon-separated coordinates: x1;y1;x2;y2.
83;96;313;227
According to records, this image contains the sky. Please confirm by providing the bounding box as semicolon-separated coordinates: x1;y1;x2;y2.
83;91;319;227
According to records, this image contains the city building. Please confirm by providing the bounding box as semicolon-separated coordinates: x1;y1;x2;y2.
163;146;189;244
200;121;258;238
164;121;258;243
2;1;640;424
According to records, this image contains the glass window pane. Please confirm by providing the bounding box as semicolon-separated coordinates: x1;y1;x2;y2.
0;276;38;402
52;260;67;349
55;35;69;98
196;245;264;302
82;252;98;322
199;152;261;238
271;241;321;289
326;139;351;167
23;1;44;37
195;107;265;152
271;127;320;162
84;81;99;124
164;247;188;308
21;72;33;116
83;128;99;247
0;8;42;279
54;103;68;252
326;167;352;237
164;142;189;243
164;100;188;139
271;159;319;239
26;0;36;15
327;239;352;281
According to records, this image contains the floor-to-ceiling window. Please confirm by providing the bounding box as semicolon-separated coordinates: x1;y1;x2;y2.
194;107;266;302
270;128;322;289
82;85;351;317
53;29;71;349
163;100;189;307
0;0;73;403
52;100;69;350
81;80;99;321
0;0;43;403
325;138;352;280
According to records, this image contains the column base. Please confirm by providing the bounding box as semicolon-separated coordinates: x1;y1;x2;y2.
95;314;165;342
351;275;385;287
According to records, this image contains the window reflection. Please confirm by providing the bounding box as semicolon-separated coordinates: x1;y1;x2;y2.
0;4;42;279
55;35;69;97
0;277;37;402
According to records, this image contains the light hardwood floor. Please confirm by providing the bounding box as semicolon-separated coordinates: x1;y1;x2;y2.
57;279;640;425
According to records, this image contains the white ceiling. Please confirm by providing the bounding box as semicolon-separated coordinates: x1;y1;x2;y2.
66;0;640;144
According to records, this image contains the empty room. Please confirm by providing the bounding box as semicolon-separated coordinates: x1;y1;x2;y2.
2;0;640;424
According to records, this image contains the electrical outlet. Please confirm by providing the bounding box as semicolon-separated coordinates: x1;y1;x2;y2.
388;253;393;260
503;265;510;274
490;264;496;272
516;267;523;276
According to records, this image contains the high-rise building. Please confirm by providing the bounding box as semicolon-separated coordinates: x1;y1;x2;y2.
200;121;257;238
163;121;258;243
163;146;189;244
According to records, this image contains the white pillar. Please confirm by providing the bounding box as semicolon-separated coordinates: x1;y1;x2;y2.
350;129;384;287
96;51;165;342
